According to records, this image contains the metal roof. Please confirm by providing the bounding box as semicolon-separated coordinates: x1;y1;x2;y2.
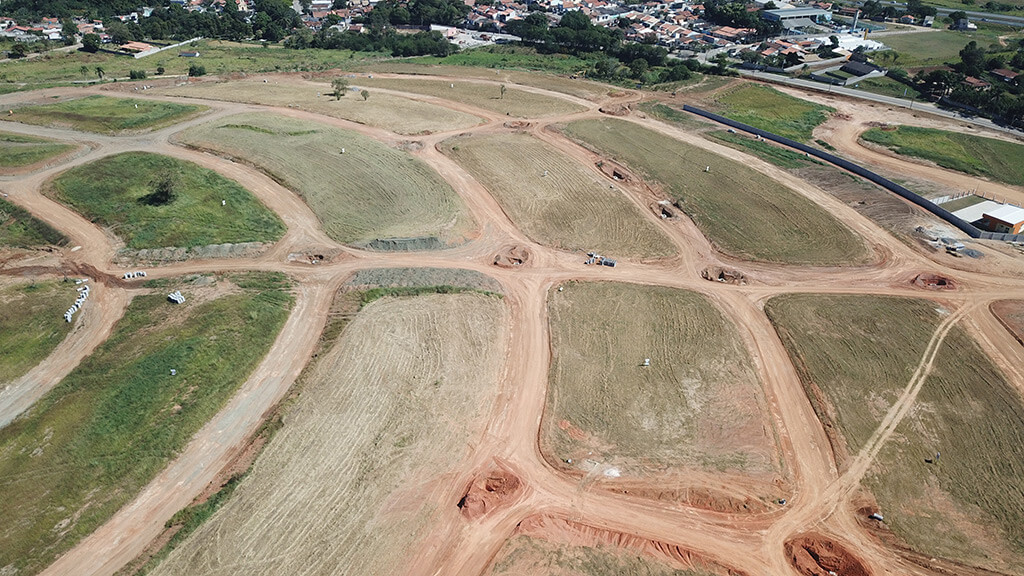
984;204;1024;224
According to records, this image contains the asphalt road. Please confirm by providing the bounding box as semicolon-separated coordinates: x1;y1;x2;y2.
850;0;1024;27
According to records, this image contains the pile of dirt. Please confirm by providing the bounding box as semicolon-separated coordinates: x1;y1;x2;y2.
397;140;423;152
702;267;747;285
362;236;443;251
493;244;531;268
117;242;267;265
457;460;523;521
599;103;631;116
503;120;533;130
912;273;957;291
785;534;870;576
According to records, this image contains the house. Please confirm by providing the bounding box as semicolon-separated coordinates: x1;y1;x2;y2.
840;60;881;76
179;50;200;57
993;68;1020;84
898;14;915;24
982;205;1024;234
963;76;990;89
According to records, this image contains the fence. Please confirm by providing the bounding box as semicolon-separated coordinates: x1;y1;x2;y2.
682;104;1024;243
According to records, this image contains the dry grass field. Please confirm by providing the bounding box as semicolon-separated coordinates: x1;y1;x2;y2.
149;292;507;576
7;95;203;134
357;63;612;100
161;78;483;135
485;535;719;576
561;118;869;265
766;294;1024;574
543;282;777;485
177;113;473;247
354;76;587;117
440;132;674;259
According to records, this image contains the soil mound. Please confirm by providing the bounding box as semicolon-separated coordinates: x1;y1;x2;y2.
457;460;523;521
503;120;533;130
493;244;531;268
702;267;747;285
599;103;631;116
785;534;870;576
912;273;957;291
362;236;443;251
597;160;634;182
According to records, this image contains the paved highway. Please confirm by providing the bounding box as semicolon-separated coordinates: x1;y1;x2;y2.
850;0;1024;27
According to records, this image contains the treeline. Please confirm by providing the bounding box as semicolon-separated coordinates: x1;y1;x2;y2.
702;0;782;38
286;27;456;56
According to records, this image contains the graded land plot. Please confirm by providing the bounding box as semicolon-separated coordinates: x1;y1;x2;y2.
149;292;507;576
486;534;720;576
354;76;588;117
7;95;203;134
853;75;924;100
861;125;1024;187
709;131;822;170
706;83;833;141
543;282;777;488
439;132;674;259
345;266;502;293
991;299;1024;345
0;280;73;386
162;78;483;135
0;272;292;576
766;294;1024;573
178;113;472;248
0;131;75;172
562;118;868;265
0;196;67;248
47;152;285;250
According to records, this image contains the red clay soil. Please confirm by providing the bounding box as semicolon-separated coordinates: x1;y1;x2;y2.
458;459;523;521
785;533;871;576
912;273;958;291
990;300;1024;346
492;244;531;268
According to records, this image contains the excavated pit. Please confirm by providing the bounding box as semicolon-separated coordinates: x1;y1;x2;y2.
457;460;523;521
493;244;531;268
912;273;957;291
702;267;748;285
785;533;871;576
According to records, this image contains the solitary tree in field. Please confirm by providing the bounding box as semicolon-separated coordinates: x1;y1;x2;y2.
360;89;369;101
499;84;506;99
95;66;104;80
332;78;348;100
80;65;89;77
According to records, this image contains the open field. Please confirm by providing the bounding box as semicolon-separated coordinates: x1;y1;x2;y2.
938;194;986;212
0;196;67;248
0;280;73;386
562;118;868;265
47;152;285;250
992;300;1024;344
355;76;588;117
766;294;1024;573
543;282;777;485
149;291;507;576
874;28;1024;68
178;112;472;247
861;125;1024;186
851;76;923;100
7;95;203;134
0;131;75;171
708;83;833;141
709;131;821;170
162;78;483;135
440;132;673;259
0;272;292;576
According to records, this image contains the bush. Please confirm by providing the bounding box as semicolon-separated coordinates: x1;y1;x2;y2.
129;69;147;80
188;64;206;77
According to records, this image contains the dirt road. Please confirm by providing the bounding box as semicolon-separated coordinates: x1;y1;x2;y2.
2;74;1023;576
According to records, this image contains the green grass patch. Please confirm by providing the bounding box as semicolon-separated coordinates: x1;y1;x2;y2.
938;194;985;212
710;83;833;141
0;196;67;248
47;152;285;249
562;118;868;265
710;131;820;169
853;75;923;100
766;294;1024;572
0;281;73;385
636;102;708;130
873;28;1024;69
8;95;202;134
0;131;74;169
0;271;292;576
861;125;1024;186
178;113;472;247
407;44;593;75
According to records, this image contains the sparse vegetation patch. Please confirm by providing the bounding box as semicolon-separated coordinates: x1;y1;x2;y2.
7;95;203;134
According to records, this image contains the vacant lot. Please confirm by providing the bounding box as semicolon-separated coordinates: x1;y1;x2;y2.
710;131;820;170
0;272;292;576
47;152;284;250
355;76;588;117
874;29;1009;69
861;125;1024;186
179;113;472;247
562;119;868;265
0;281;72;386
766;294;1024;573
709;83;833;141
0;196;67;248
150;292;507;576
544;282;775;483
163;78;483;135
992;300;1024;345
853;76;923;100
8;95;203;134
0;131;75;171
441;132;673;259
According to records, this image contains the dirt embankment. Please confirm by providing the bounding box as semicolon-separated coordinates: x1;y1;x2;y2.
785;533;871;576
457;460;523;521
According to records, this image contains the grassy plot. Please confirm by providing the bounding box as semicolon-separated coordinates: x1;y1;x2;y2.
851;76;923;100
162;78;483;135
47;152;285;250
0;281;73;385
0;272;292;576
0;196;67;248
440;132;673;258
0;131;74;170
873;29;1014;69
486;534;719;576
709;83;833;141
179;113;472;247
938;194;985;213
543;282;776;478
766;294;1024;573
355;76;588;117
149;292;507;576
861;125;1024;187
8;95;203;134
562;118;868;265
709;131;821;170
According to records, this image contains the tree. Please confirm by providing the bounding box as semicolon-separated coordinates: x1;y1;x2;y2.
157;65;165;75
129;69;147;79
188;64;206;76
332;77;348;99
499;84;506;99
9;43;27;58
959;40;986;76
360;89;370;101
95;66;104;80
81;33;100;53
105;20;135;44
61;18;76;45
80;65;89;77
140;174;176;206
